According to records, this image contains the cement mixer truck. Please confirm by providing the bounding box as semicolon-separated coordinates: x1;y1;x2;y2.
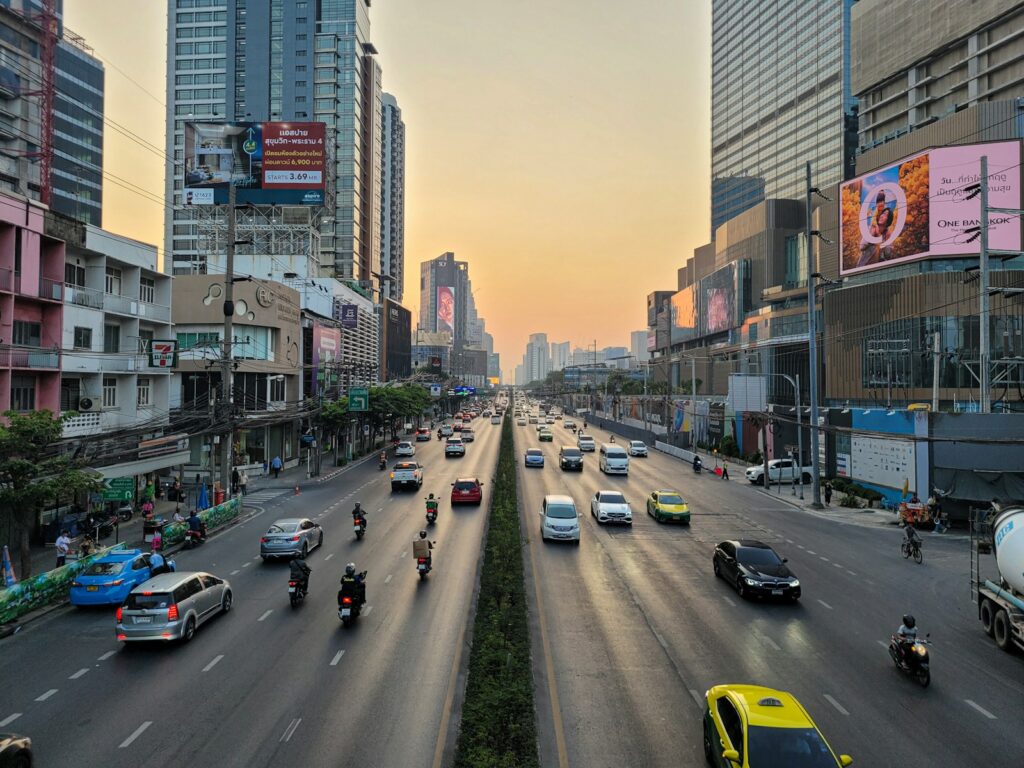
971;505;1024;653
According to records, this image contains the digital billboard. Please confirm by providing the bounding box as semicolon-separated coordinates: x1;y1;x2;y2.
839;140;1022;276
311;323;341;395
670;285;698;345
699;263;736;336
184;121;326;206
437;286;455;333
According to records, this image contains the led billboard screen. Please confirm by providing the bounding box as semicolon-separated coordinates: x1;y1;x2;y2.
839;141;1022;276
700;263;736;336
437;286;455;333
670;285;698;345
184;121;326;205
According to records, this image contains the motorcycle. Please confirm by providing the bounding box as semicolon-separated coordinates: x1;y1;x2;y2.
338;572;367;626
889;633;931;687
378;457;387;471
288;578;308;608
417;556;432;580
693;460;702;475
183;527;206;549
426;509;437;525
117;504;134;522
353;516;367;540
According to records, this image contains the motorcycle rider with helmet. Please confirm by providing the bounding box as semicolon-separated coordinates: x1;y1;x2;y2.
338;562;366;607
894;613;919;665
413;529;434;567
352;502;367;532
289;556;312;595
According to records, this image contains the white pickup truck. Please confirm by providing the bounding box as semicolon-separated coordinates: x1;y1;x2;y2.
745;459;812;486
390;461;424;491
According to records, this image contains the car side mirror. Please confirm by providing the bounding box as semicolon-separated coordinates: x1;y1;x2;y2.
722;750;740;764
839;757;853;767
782;557;788;563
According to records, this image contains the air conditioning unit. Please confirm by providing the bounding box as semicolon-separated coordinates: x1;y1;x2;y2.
78;397;98;412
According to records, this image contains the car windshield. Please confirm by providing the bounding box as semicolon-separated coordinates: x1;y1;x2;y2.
562;449;581;457
659;494;684;505
578;435;593;441
600;492;627;504
746;726;838;768
527;450;542;456
630;441;645;447
399;442;412;448
83;561;127;576
455;481;478;490
269;522;299;533
546;504;577;519
125;592;173;610
447;439;462;444
739;547;783;566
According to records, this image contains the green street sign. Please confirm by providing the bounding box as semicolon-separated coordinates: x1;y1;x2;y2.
349;387;369;412
102;476;135;502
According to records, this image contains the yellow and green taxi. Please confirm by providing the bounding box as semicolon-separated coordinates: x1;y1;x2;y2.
647;490;690;524
703;684;852;767
538;427;554;442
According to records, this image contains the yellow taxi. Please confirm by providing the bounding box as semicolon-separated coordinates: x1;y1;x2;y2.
646;490;690;524
703;684;852;767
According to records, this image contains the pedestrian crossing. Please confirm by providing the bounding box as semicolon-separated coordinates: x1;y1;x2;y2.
243;489;290;504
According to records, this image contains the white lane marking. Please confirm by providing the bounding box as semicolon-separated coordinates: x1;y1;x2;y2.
230;569;240;576
363;605;373;616
0;714;21;727
847;570;857;576
819;556;829;562
98;651;116;661
833;562;842;568
400;550;407;558
688;689;703;707
202;654;224;673
35;689;57;702
377;507;383;512
120;721;153;748
253;556;261;561
824;694;849;715
258;610;273;622
384;574;393;584
330;650;346;666
242;562;251;568
324;553;335;561
877;640;890;648
722;596;736;607
797;544;805;549
965;700;997;719
817;599;834;610
759;634;781;651
806;550;817;556
69;668;89;680
785;539;795;544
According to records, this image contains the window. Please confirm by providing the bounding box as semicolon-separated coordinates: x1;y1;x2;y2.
138;329;154;354
10;375;35;412
269;376;285;402
140;277;156;304
137;377;151;407
105;266;122;295
716;698;744;763
65;262;86;288
73;327;92;350
12;320;41;347
102;377;117;408
60;378;81;412
177;331;219;351
103;324;120;354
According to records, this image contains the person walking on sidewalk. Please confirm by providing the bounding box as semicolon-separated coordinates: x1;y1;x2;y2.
271;455;283;479
231;467;240;495
239;470;248;496
824;481;833;506
55;530;71;568
721;461;730;481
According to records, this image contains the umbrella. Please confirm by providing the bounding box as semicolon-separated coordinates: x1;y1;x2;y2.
2;545;16;587
197;484;209;512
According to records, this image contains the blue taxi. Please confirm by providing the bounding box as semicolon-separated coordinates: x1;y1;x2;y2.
70;549;175;606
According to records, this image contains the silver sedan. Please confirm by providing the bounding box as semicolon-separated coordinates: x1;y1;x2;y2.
260;518;324;561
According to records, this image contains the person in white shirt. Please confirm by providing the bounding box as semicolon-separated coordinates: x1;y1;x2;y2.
55;530;71;568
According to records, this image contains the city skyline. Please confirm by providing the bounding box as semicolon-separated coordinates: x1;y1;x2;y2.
63;0;710;380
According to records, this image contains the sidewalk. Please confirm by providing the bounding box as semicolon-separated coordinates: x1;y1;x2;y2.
244;450;377;492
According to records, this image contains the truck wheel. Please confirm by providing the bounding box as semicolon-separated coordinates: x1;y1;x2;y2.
980;599;995;637
993;609;1013;651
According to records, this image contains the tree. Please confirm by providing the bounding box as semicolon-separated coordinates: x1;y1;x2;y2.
317;397;350;464
0;410;102;579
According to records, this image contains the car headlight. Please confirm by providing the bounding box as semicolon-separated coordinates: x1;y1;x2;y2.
745;577;762;586
789;579;800;588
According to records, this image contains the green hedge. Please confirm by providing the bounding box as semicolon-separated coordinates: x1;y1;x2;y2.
454;413;539;768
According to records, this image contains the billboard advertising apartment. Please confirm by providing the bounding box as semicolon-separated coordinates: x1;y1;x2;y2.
184;121;326;205
839;140;1021;276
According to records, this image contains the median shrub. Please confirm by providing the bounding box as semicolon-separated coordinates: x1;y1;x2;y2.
455;414;539;768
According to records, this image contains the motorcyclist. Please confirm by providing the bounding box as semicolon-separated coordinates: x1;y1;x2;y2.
894;613;918;664
338;562;366;606
379;451;387;468
187;511;206;539
352;502;367;531
289;556;312;593
693;455;702;472
413;529;434;567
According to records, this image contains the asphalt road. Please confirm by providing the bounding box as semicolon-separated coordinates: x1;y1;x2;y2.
516;421;1024;767
0;422;501;768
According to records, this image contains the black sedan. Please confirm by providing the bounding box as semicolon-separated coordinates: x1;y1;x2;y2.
712;539;800;601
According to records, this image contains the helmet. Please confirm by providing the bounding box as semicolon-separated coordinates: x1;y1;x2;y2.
428;493;435;499
354;502;362;510
419;530;427;539
902;614;916;629
345;563;356;576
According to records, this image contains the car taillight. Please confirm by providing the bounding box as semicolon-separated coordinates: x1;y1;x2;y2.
342;596;352;605
260;537;269;543
117;633;127;641
109;579;124;586
167;603;179;621
291;536;300;541
116;606;122;621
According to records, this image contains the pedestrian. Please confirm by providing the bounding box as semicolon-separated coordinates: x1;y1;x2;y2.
721;461;730;481
271;455;283;478
239;470;248;497
141;499;154;518
824;481;833;506
55;529;71;568
231;467;240;495
151;530;163;553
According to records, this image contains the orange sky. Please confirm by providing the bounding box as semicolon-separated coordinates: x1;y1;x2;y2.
64;1;711;380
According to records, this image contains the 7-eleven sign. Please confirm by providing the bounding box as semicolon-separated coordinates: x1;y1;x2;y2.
150;340;178;368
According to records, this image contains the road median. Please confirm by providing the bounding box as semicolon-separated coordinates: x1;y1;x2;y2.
454;414;539;768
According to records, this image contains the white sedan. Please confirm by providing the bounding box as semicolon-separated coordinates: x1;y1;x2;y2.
395;441;415;457
628;440;648;457
591;490;633;525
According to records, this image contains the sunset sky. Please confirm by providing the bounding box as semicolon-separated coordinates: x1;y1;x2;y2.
64;1;711;379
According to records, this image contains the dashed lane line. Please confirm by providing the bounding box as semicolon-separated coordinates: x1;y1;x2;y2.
330;650;345;666
824;694;849;716
242;562;251;568
758;633;781;652
98;651;116;661
363;605;373;616
847;570;857;576
806;550;817;556
324;553;335;561
817;599;834;610
119;721;152;749
280;719;302;742
230;570;240;576
819;556;829;562
0;714;21;727
722;596;736;607
833;562;842;568
69;668;89;680
400;550;408;558
384;574;393;584
35;689;57;702
202;654;224;673
258;610;273;622
965;700;997;719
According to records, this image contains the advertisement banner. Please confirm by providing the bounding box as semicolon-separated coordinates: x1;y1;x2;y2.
312;324;341;395
840;140;1022;276
700;263;736;336
670;285;698;345
437;286;455;333
337;304;359;329
149;340;178;368
184;121;326;206
646;331;656;352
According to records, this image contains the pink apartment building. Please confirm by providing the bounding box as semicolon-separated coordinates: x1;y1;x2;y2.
0;194;64;414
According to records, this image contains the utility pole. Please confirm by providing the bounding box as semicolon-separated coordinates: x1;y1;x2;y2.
931;331;941;412
219;182;237;497
979;155;991;414
805;161;823;509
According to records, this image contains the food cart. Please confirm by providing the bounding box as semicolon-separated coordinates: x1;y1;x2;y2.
899;502;931;526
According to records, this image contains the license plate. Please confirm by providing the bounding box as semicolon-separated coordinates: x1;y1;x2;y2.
341;608;351;618
771;589;783;595
354;526;361;533
134;616;153;624
288;587;296;593
87;586;99;592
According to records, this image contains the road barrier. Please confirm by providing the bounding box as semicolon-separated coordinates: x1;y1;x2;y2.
454;413;539;768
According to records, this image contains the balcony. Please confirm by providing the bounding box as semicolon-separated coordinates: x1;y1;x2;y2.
39;277;63;302
103;292;172;323
61;410;103;438
138;299;171;324
100;354;147;372
65;284;104;309
0;268;10;292
9;347;60;369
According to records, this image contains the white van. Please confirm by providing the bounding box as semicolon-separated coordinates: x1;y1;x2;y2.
599;443;630;475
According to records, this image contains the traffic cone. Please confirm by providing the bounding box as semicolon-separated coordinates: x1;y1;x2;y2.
294;485;301;496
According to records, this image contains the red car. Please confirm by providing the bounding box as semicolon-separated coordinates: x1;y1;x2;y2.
451;477;484;506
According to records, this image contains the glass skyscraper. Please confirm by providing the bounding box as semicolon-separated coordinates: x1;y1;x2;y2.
710;0;856;237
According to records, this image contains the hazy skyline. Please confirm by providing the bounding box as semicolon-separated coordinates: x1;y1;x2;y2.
64;0;711;380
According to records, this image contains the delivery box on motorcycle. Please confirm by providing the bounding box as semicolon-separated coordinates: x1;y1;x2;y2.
413;539;431;558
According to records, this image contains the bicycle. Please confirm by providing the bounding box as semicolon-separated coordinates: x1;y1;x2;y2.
901;538;923;564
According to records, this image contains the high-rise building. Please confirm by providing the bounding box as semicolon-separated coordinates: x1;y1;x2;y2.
53;28;104;227
710;0;856;236
630;330;649;365
418;251;472;346
380;92;405;302
550;341;570;372
164;0;384;286
525;333;550;383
